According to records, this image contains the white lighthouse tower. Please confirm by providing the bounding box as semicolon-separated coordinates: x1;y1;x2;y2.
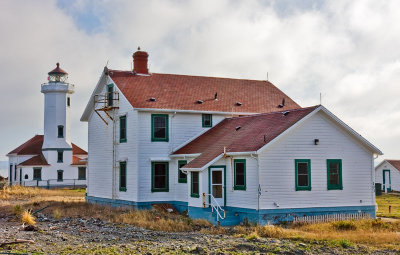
41;63;74;162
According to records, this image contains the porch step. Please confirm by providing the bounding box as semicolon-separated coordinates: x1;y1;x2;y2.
209;208;240;226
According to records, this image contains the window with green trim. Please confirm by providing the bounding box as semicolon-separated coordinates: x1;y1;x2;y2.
295;159;311;191
234;159;246;190
107;84;114;107
327;159;342;190
152;162;169;192
120;115;127;143
33;168;42;180
191;172;200;197
120;161;127;191
178;160;187;183
57;170;63;182
202;114;212;127
57;150;63;163
151;114;169;142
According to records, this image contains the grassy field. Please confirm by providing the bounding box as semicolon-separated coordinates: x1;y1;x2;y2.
1;186;400;250
376;193;400;219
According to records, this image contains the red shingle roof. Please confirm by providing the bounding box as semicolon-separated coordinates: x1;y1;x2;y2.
71;156;87;166
387;160;400;171
174;106;318;169
8;135;87;157
19;154;49;166
109;71;300;113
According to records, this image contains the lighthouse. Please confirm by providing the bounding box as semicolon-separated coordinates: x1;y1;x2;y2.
41;63;75;161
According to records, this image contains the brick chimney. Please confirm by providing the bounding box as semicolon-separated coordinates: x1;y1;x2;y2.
132;47;149;74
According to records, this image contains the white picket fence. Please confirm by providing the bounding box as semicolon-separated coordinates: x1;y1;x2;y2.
293;212;370;224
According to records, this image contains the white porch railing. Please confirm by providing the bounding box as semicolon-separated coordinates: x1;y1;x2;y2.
293;212;370;224
202;193;226;224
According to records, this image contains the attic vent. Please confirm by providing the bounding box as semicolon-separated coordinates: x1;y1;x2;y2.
214;92;218;100
235;126;241;131
149;97;156;102
278;98;285;108
197;100;203;104
282;111;289;116
236;102;242;106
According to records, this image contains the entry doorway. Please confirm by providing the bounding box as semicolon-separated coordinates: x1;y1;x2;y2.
383;169;391;193
209;166;225;207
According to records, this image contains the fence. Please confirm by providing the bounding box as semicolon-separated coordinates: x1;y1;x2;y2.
11;179;86;189
292;212;370;224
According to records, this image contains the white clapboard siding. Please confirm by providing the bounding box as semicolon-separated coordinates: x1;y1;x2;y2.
258;111;375;210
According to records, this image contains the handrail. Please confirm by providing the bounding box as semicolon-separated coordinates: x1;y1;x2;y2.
202;193;226;223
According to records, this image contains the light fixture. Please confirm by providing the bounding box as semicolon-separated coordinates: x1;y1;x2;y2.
314;139;319;145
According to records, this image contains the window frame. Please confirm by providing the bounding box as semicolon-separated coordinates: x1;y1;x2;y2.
107;84;114;107
78;167;86;180
57;150;63;163
295;159;311;191
33;168;42;181
58;125;64;138
178;160;187;183
151;114;169;142
202;114;212;128
151;162;169;192
233;159;246;190
57;170;63;182
191;171;200;198
119;161;127;192
327;159;343;190
119;115;127;143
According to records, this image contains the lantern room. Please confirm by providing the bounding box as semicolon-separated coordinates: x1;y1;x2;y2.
48;62;68;83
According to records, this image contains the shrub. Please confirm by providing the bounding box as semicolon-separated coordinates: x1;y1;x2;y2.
256;225;286;238
13;204;22;216
332;220;357;231
333;239;354;248
245;233;259;241
21;210;36;225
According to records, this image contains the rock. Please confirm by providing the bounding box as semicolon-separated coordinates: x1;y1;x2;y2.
24;225;39;231
298;242;307;247
190;245;206;254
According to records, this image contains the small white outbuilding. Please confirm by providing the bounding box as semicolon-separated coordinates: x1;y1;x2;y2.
375;160;400;193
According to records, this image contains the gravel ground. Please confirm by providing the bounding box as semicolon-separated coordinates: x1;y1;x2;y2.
0;215;399;255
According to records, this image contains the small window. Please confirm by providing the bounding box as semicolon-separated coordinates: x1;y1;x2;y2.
120;162;127;191
234;159;246;190
58;125;64;138
191;172;200;197
202;114;212;127
178;160;187;183
24;174;28;180
78;167;86;180
57;170;63;182
120;115;127;143
67;97;70;107
107;84;114;107
152;162;169;192
14;165;17;181
295;159;311;191
33;168;42;180
327;159;342;190
57;150;63;163
151;114;169;142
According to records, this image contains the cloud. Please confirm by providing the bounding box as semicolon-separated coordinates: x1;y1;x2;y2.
0;0;399;162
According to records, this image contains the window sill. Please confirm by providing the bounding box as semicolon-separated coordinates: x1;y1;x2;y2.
327;187;343;190
119;188;127;192
119;139;127;143
151;188;169;192
178;179;187;183
78;178;86;180
151;139;169;142
191;194;200;198
233;186;246;191
296;187;312;191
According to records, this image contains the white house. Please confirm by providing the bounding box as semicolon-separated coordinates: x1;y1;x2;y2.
7;64;87;188
81;49;382;225
375;160;400;193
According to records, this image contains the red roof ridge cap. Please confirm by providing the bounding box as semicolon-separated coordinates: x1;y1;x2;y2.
226;105;320;120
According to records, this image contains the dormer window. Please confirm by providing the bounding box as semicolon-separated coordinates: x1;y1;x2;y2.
58;125;64;138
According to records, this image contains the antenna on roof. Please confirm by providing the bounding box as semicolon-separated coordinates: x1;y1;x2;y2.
106;60;109;67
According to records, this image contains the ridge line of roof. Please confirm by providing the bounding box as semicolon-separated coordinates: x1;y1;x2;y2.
225;105;320;120
109;70;273;83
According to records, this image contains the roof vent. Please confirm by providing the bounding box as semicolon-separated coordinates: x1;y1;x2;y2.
214;92;218;101
197;100;203;104
236;102;242;106
149;97;156;102
235;126;241;131
278;98;285;108
282;111;289;116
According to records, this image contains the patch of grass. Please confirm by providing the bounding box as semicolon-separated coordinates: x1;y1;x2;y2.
13;204;23;216
245;233;259;241
376;194;400;219
21;209;36;225
332;220;357;230
53;209;62;219
331;239;354;248
0;185;85;201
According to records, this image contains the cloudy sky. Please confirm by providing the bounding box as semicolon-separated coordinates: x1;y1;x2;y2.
1;0;399;163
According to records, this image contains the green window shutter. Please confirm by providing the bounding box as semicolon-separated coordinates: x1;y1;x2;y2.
178;160;187;183
202;114;212;127
191;171;200;198
151;114;169;142
327;159;342;190
295;159;311;191
119;161;127;192
119;115;127;143
151;162;169;192
234;159;246;190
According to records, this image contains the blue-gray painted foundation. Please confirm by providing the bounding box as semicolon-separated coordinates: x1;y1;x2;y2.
87;196;375;226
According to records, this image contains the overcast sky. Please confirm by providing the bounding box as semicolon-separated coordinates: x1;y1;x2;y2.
1;0;399;163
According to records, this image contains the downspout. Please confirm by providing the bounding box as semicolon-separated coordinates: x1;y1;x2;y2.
372;153;379;215
250;153;260;212
112;109;116;199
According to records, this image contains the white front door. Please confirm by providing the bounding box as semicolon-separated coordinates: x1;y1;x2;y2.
211;168;224;206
